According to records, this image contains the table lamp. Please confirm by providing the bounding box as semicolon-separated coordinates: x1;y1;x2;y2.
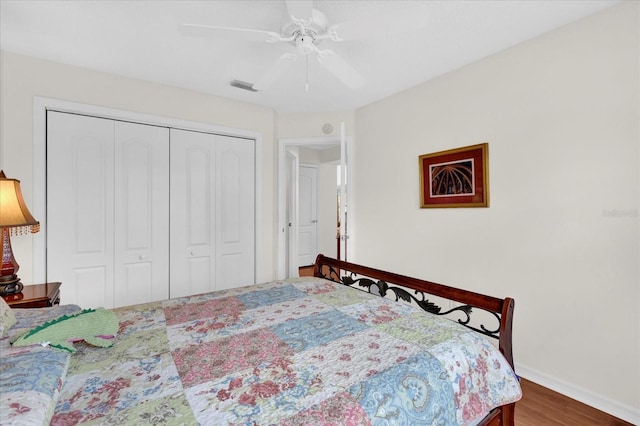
0;170;40;296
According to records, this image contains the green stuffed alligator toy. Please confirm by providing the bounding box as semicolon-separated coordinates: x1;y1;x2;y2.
11;307;119;353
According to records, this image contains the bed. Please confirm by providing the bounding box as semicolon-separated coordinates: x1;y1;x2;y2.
0;255;521;425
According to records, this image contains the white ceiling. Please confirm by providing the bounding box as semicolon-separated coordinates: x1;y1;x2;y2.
0;0;619;115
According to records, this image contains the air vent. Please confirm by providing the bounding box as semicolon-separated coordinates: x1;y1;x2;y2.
230;80;257;92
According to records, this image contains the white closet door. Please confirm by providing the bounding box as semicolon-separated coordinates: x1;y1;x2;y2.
170;130;255;297
47;112;170;308
113;122;169;307
216;135;255;290
47;112;115;308
170;129;217;298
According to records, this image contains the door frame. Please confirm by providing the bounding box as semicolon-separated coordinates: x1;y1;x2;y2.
277;135;353;279
31;96;263;283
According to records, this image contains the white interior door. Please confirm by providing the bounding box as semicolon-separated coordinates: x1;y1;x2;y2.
47;111;116;308
113;122;169;307
298;165;318;267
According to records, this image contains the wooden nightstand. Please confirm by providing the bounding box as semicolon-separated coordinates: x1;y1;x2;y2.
2;282;62;308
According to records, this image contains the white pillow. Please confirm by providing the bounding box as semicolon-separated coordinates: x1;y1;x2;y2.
0;297;17;338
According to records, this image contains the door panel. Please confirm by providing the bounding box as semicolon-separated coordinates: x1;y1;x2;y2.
187;150;212;246
73;267;110;308
298;166;318;267
170;129;216;297
187;257;211;295
216;135;255;289
114;122;169;307
47;111;115;308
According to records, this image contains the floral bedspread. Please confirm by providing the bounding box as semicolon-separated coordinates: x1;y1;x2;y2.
50;277;521;425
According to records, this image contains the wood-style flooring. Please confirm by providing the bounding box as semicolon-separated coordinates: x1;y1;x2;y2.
298;266;632;425
299;265;315;276
516;378;633;426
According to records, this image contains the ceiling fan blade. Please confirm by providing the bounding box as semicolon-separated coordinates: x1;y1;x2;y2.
178;23;280;43
329;8;427;41
316;50;365;89
252;53;298;91
285;0;313;22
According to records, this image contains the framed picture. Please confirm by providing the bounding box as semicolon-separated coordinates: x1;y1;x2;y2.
419;143;489;208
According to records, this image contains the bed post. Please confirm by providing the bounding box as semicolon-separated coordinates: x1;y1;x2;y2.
499;299;516;426
505;403;516;426
499;297;515;371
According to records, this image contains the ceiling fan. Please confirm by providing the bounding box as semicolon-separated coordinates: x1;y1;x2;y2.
178;0;425;91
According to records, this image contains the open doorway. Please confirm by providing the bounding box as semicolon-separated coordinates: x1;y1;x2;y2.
277;135;351;279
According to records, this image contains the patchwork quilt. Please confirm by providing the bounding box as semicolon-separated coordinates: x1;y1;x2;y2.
0;304;82;425
12;277;522;425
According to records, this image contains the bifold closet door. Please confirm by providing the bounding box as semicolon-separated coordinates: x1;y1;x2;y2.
113;121;169;307
216;134;255;290
47;111;169;308
170;129;255;298
47;112;115;308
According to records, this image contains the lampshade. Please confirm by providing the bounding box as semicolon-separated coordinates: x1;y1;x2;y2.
0;170;40;235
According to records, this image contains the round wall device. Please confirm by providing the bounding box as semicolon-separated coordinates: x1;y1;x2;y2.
322;123;333;134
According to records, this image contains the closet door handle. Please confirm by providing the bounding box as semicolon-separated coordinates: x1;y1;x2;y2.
138;255;146;260
190;251;197;256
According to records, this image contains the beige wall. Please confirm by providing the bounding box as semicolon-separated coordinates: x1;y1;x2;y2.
0;51;278;284
353;2;639;421
277;111;355;140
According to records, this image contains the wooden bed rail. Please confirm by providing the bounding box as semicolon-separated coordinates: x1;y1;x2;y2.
313;254;515;371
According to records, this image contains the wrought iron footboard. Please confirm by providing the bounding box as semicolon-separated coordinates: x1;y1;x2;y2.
317;264;501;340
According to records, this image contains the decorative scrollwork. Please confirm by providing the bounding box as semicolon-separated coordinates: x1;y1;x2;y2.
318;265;342;283
438;305;500;338
317;264;501;340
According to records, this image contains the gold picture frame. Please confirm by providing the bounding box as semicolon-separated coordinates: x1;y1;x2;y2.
419;143;489;208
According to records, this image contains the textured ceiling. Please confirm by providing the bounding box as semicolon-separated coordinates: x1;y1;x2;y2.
0;0;619;114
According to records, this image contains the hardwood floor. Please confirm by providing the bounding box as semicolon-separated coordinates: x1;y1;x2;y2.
516;378;633;426
299;265;315;276
298;266;633;426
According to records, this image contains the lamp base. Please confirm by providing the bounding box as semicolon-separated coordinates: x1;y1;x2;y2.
1;228;24;296
0;280;24;296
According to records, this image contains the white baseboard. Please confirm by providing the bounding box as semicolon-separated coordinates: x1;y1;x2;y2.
515;363;639;425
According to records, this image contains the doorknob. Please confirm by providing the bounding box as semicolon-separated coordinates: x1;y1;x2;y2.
311;219;318;223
